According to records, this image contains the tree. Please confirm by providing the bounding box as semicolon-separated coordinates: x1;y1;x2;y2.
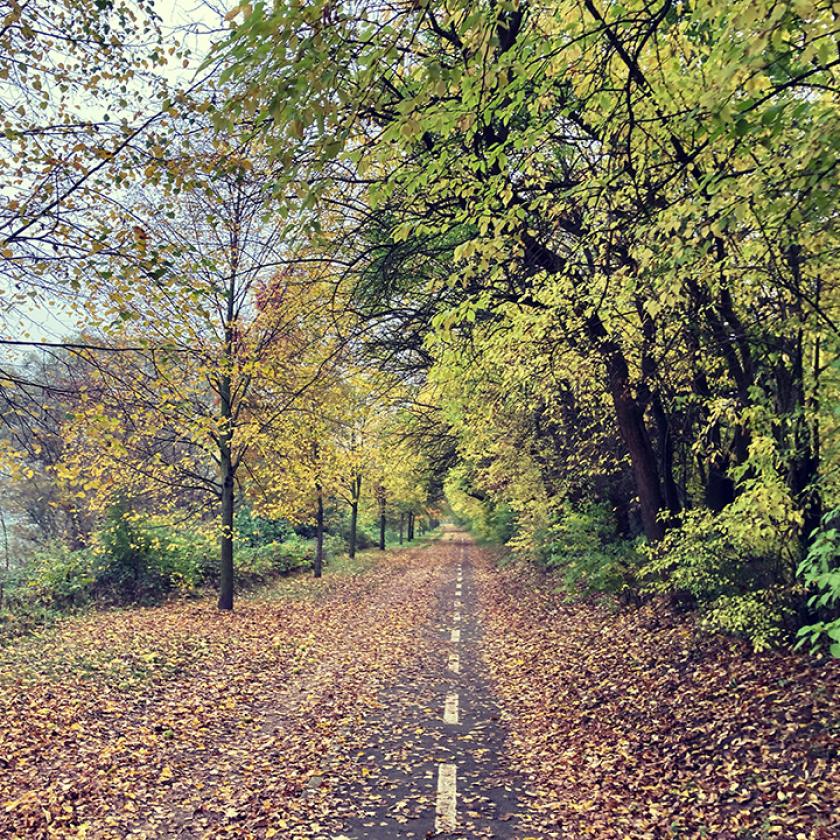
214;1;839;647
0;0;173;296
55;136;339;609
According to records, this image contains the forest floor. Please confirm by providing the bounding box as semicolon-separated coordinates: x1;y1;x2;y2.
0;530;837;839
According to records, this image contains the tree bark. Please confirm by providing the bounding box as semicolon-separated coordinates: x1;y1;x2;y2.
0;506;9;571
314;483;324;578
217;234;238;611
650;392;681;517
349;473;361;559
379;503;386;550
217;364;235;611
399;512;404;544
522;234;667;542
604;351;666;541
218;447;235;611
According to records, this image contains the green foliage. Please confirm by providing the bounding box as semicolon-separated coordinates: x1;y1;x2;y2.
535;505;641;597
10;543;100;609
703;592;790;652
796;511;840;657
641;508;798;651
96;506;177;602
1;512;326;634
234;508;294;547
234;531;346;584
453;501;515;545
445;465;515;544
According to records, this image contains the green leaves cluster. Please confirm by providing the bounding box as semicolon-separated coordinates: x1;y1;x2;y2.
213;0;839;650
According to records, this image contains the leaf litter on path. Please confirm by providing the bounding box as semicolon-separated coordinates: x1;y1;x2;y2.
473;551;839;839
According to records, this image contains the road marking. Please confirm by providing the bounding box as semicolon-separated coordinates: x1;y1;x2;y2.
448;652;460;673
443;692;459;724
454;598;462;609
435;763;457;832
453;609;461;624
450;628;460;643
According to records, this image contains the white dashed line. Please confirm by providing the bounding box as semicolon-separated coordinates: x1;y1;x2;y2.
443;692;459;724
448;652;460;673
435;763;457;832
450;628;460;643
454;598;462;609
453;610;461;624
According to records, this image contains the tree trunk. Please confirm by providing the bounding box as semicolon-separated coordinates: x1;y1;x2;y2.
399;513;404;545
217;249;238;611
217;361;235;611
378;497;386;551
606;361;666;541
349;499;358;559
0;506;9;570
218;447;235;610
522;234;667;542
349;474;361;560
314;483;324;578
650;392;681;517
407;511;415;541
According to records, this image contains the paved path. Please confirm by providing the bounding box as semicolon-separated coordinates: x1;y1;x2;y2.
330;530;534;839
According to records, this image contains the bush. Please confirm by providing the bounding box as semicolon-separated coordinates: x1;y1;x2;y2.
640;500;800;651
350;525;378;551
8;542;100;609
235;535;315;586
94;506;173;602
1;510;355;638
796;509;840;657
529;503;641;597
234;508;294;547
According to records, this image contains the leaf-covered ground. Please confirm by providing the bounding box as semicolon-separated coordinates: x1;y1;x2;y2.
0;546;451;839
2;538;837;839
474;550;839;839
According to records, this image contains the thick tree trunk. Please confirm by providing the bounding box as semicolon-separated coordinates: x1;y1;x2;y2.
521;235;667;542
408;511;415;541
650;392;681;517
349;499;358;559
605;353;666;542
314;484;324;578
218;252;238;611
399;512;404;544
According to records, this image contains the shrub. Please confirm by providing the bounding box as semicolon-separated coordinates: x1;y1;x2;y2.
528;503;641;597
234;508;294;547
94;506;170;602
11;542;100;609
235;536;314;586
796;509;840;657
640;493;801;651
1;512;352;638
